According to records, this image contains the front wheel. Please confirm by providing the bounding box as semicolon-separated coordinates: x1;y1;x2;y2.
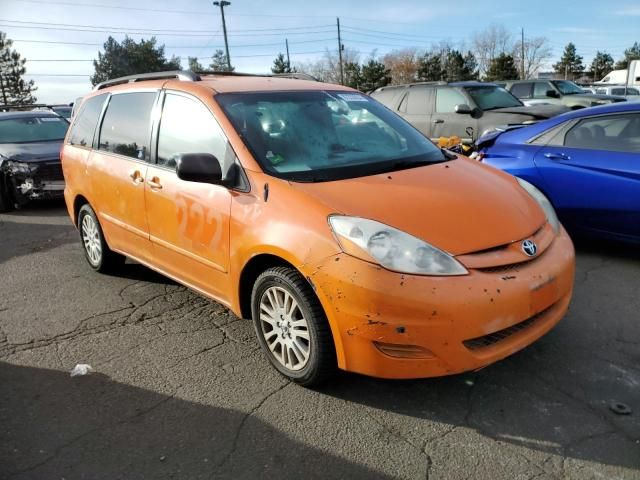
251;267;336;387
0;179;13;213
78;204;125;273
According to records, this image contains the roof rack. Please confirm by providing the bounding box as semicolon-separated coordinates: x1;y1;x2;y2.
93;70;201;91
195;71;318;81
92;70;320;92
0;103;72;112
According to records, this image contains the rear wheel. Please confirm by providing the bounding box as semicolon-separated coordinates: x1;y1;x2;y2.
78;204;125;272
251;266;336;386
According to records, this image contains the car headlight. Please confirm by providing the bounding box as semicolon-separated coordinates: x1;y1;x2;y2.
5;161;33;175
328;216;468;276
516;178;560;233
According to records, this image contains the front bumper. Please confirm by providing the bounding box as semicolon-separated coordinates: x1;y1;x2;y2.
1;161;65;205
309;227;575;379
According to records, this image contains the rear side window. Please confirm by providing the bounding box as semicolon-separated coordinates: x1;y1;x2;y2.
68;94;107;147
564;113;640;153
98;92;157;161
157;93;232;170
435;88;467;113
405;87;428;114
510;83;533;99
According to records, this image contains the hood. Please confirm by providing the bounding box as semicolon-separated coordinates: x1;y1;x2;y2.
490;104;569;119
0;141;62;164
290;158;546;255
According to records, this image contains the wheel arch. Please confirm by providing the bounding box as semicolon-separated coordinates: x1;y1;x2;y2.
236;251;345;370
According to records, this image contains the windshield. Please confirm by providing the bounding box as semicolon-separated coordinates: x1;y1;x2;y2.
216;90;447;182
0;115;69;144
464;86;522;110
551;80;585;95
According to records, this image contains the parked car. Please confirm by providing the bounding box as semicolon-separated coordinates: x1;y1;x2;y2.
501;79;626;109
370;82;569;144
0;111;69;211
594;85;640;101
477;102;640;244
62;71;575;386
33;104;73;119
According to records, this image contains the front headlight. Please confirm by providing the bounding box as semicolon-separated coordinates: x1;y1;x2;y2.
328;216;468;276
6;161;33;175
516;178;560;233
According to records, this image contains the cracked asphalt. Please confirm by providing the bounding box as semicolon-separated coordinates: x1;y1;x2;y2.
1;200;639;480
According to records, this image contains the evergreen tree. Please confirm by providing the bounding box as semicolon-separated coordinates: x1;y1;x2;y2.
187;56;204;72
417;52;443;81
271;53;294;74
359;60;391;91
209;49;234;72
614;42;640;70
484;53;519;81
442;50;478;81
0;31;37;105
553;43;584;80
343;62;362;90
590;51;614;81
91;36;181;86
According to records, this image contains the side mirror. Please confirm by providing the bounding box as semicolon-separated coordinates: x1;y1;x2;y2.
546;90;559;98
454;104;472;114
176;153;223;185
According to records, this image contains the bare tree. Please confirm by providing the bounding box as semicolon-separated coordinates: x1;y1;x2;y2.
381;48;421;84
513;36;552;79
295;47;359;84
472;24;513;76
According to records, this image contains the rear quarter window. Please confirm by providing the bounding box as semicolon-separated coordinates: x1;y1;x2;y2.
68;94;108;148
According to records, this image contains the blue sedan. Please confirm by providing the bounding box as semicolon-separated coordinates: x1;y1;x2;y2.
477;102;640;244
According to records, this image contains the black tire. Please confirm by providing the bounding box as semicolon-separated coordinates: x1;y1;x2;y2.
0;179;14;213
77;204;125;273
251;266;336;387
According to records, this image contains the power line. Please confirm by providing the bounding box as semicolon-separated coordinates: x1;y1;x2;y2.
11;38;337;49
0;22;335;37
0;18;334;34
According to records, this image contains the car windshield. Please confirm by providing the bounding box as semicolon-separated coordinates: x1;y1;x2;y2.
551;80;585;95
464;86;523;110
216;90;447;182
0;115;69;144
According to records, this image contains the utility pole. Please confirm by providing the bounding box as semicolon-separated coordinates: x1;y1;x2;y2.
336;17;344;85
213;1;232;71
520;28;525;79
285;38;291;71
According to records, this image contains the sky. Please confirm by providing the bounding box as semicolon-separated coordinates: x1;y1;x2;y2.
1;0;639;103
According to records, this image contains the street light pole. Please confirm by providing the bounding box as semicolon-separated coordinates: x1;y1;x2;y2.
213;1;232;71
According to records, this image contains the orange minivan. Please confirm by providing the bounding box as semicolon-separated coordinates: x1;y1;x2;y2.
62;71;575;386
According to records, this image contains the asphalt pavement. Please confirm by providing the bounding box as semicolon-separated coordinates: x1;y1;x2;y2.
1;200;639;479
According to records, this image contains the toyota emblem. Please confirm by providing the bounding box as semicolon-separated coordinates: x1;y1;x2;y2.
522;239;537;257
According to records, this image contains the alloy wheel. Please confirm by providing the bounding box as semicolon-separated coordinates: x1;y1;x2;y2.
259;286;311;371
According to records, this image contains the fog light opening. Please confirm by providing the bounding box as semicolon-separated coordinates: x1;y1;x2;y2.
373;342;435;359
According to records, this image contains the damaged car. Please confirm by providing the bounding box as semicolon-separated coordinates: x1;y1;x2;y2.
0;111;69;212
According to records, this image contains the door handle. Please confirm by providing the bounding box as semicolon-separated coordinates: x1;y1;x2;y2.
543;152;571;161
433;119;444;124
129;170;144;184
147;178;163;190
